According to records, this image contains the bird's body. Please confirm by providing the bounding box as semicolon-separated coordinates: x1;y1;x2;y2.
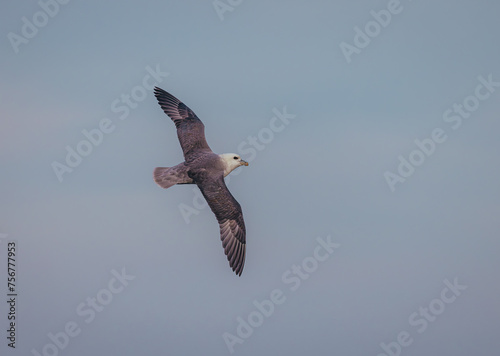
153;87;248;276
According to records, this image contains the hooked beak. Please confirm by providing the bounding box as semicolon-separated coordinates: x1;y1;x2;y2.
241;160;249;166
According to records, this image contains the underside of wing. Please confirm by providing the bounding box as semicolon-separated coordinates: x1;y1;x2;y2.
154;87;212;159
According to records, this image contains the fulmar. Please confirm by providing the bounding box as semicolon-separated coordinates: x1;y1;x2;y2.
153;87;249;276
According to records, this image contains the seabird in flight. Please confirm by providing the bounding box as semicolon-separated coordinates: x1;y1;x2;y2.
153;87;249;276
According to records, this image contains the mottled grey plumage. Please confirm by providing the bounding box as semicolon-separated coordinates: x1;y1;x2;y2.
153;87;248;276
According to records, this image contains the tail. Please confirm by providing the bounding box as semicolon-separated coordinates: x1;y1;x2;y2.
153;164;192;189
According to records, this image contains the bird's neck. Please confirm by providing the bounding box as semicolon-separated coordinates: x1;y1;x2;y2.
219;155;236;177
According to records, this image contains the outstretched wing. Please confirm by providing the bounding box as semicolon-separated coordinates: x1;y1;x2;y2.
194;173;246;276
154;87;212;160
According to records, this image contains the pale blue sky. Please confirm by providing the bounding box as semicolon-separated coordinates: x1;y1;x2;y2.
1;1;499;355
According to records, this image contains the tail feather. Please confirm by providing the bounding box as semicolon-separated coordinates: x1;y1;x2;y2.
153;164;192;189
154;167;174;189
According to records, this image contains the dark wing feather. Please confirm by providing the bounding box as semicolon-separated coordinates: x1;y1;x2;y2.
194;172;246;276
154;87;212;160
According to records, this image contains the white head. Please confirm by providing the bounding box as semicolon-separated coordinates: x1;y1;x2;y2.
219;153;249;177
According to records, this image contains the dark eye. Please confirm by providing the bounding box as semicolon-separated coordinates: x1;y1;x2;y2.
233;156;238;160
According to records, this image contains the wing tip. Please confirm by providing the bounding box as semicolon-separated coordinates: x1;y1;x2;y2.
219;220;246;276
153;86;170;100
231;242;245;277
